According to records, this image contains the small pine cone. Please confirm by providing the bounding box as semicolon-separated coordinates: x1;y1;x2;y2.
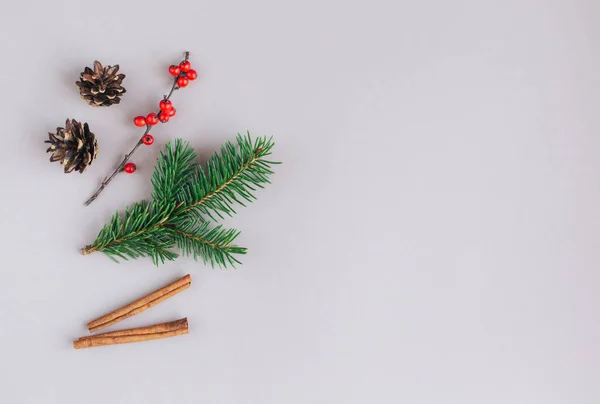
45;119;98;174
76;61;126;107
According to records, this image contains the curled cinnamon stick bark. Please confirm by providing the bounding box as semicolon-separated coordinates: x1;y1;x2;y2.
74;318;189;349
87;274;192;333
80;318;188;340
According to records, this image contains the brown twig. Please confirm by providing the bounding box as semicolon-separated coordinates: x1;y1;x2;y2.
84;51;191;206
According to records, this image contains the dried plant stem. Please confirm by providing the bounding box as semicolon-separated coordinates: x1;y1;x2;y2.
84;52;190;206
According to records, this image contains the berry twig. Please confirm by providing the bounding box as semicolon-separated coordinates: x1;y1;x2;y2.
84;52;197;206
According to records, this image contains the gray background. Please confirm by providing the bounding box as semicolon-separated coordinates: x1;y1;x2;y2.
1;0;599;403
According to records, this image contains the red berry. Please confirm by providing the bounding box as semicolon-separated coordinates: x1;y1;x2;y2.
179;60;191;72
169;65;181;76
158;112;170;123
146;112;159;125
142;134;154;145
133;116;146;127
168;108;176;117
177;76;189;87
159;99;173;111
186;69;198;80
123;163;136;173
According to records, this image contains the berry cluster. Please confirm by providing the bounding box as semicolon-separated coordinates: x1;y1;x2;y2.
169;60;198;87
84;52;197;206
126;57;197;174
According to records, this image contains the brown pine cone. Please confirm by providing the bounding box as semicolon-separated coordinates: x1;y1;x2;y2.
45;119;98;173
76;61;126;107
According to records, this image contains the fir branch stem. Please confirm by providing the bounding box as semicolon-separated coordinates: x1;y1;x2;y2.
84;51;191;207
168;227;224;250
80;245;96;255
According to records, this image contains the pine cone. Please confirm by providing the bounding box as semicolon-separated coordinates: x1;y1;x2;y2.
76;61;126;107
45;119;99;174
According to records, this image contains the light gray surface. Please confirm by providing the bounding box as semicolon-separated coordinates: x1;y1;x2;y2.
0;0;599;402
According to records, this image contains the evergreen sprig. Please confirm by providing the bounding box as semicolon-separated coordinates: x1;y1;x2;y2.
81;133;278;267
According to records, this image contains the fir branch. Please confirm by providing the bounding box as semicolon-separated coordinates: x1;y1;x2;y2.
81;134;278;267
169;221;247;268
151;138;197;203
81;200;179;265
177;133;277;222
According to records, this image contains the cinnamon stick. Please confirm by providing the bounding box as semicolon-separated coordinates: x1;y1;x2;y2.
79;318;188;340
87;274;192;333
74;318;188;349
